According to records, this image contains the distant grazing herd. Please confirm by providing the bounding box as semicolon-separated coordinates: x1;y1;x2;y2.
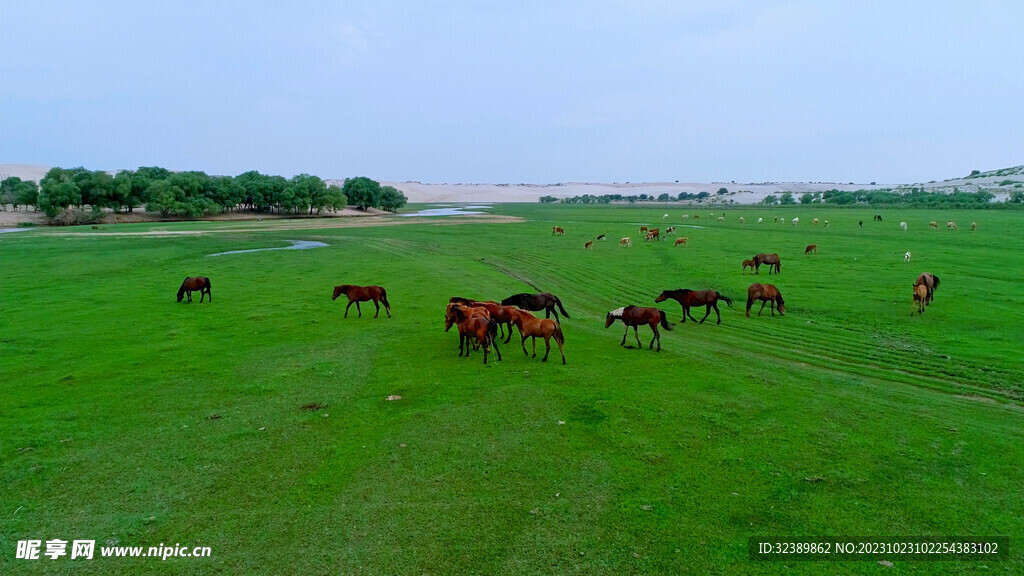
176;211;956;364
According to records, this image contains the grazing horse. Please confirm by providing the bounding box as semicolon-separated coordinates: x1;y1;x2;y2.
813;218;819;225
655;288;734;324
914;272;940;304
682;214;689;219
717;216;725;222
947;221;957;230
904;251;911;263
739;217;745;224
446;299;491;348
900;221;907;231
665;226;676;234
824;220;829;228
804;244;817;255
746;283;785;317
970;222;977;231
742;259;755;273
929;221;939;229
604;306;672;351
639;225;648;234
510;309;566;364
552;226;565;235
912;284;928;315
501;292;570;323
753;253;781;274
792;217;799;226
859;220;863;228
445;305;500;364
332;284;391;318
619;237;632;247
874;214;883;222
597;234;607;241
645;230;660;241
584;240;594;249
758;217;763;223
674;237;687;247
177;276;211;303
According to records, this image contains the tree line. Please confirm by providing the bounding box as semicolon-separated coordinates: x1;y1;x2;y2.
759;187;1019;208
0;167;407;219
541;188;730;205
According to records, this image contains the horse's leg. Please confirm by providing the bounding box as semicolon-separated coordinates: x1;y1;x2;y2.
355;301;362;317
373;298;380;318
685;307;700;323
633;326;642;349
746;297;753;318
550;306;560;324
678;304;687;323
713;302;722;324
770;300;775;316
698;304;711;324
532;336;538;358
758;300;767;316
542;336;551;362
521;333;530;357
491;332;502;361
344;300;354;317
620;325;629;346
504;322;513;343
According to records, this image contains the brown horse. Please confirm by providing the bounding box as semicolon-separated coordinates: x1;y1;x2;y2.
914;273;940;304
177;276;211;303
912;284;928;315
584;240;594;249
552;226;565;235
674;237;687;247
746;283;785;317
645;230;659;241
655;288;734;324
332;284;391;318
604;306;672;351
742;259;755;273
753;253;781;274
639;225;648;234
445;305;500;364
501;292;570;323
510;309;566;364
451;297;517;342
804;244;817;255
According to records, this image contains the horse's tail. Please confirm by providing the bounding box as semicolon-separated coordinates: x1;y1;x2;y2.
659;310;672;330
554;296;570;319
717;292;734;308
931;275;940;291
553;322;565;345
379;287;391;308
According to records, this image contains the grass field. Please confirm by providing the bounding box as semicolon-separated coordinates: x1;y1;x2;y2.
2;204;1022;574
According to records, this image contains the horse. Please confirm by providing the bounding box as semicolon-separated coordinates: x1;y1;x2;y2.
914;273;940;304
929;221;939;229
639;225;648;234
859;220;863;228
674;237;687;247
552;226;565;235
619;237;632;247
824;220;829;228
597;234;607;241
912;284;928;315
717;216;725;222
900;221;907;231
739;217;745;224
753;253;781;274
947;221;957;230
509;309;566;364
604;306;672;351
445;305;500;364
874;214;882;222
758;217;763;224
655;288;734;324
177;276;211;303
970;222;977;231
645;230;659;241
332;284;391;318
451;298;517;343
742;259;755;273
813;218;819;225
804;244;817;255
745;283;785;317
584;240;594;249
904;251;911;263
501;292;570;323
665;226;676;234
682;214;689;220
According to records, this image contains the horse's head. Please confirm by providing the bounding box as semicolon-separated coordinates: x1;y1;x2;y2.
604;313;617;328
776;296;785;315
332;285;348;300
176;288;185;302
654;291;668;303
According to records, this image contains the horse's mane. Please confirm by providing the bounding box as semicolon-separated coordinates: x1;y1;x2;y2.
608;306;626;318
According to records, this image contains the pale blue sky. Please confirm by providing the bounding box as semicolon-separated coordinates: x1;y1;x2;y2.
2;1;1021;183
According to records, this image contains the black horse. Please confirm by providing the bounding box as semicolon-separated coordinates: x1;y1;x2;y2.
501;292;570;323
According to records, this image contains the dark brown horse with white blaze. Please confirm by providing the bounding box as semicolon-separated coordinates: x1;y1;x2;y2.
177;276;211;303
914;273;940;304
605;306;672;351
510;309;566;364
445;305;501;364
753;253;781;274
655;289;734;324
332;284;391;318
501;292;570;323
746;283;785;317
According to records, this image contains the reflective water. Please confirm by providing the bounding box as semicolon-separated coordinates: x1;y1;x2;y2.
208;240;328;257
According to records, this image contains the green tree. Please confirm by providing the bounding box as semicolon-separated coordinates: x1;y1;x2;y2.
780;191;796;204
1;177;23;210
760;194;778;205
1009;190;1024;203
379;186;408;212
800;193;814;204
717;187;729;195
15;179;40;212
343;177;382;210
39;168;83;217
539;195;557;203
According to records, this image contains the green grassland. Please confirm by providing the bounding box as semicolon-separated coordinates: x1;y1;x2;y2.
2;204;1022;575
